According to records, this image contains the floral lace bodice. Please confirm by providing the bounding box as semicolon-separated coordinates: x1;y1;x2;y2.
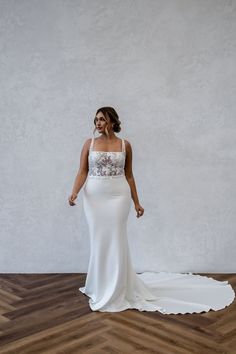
88;137;126;178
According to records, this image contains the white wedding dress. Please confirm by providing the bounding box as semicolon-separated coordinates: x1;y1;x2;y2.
79;137;235;314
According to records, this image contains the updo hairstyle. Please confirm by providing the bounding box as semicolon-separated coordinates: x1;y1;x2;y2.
93;106;121;133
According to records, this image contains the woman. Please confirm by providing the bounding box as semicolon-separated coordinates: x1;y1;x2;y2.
68;106;235;314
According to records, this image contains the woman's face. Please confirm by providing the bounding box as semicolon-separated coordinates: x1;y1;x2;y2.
95;111;112;133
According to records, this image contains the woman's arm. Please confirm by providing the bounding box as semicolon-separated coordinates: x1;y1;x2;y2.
71;139;91;195
124;140;141;207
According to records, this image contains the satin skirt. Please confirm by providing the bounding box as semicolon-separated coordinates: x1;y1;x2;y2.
79;175;235;314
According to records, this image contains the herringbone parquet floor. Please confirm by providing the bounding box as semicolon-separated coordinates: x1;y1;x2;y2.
0;273;235;354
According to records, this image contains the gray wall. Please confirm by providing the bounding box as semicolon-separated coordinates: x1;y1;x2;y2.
1;0;236;273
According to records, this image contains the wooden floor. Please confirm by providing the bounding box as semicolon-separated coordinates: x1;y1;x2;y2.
0;273;235;354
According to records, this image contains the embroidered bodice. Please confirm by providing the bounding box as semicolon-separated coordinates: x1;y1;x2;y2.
88;137;126;178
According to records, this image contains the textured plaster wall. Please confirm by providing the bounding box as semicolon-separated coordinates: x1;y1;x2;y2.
1;0;236;273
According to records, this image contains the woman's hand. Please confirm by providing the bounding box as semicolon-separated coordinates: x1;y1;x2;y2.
135;203;144;218
68;193;78;206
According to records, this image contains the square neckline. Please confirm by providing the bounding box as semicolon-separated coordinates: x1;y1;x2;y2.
90;137;126;154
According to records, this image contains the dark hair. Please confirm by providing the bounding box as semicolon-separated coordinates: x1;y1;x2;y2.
94;106;121;133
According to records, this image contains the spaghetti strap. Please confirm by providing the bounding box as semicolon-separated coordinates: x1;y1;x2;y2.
90;137;94;151
122;139;125;153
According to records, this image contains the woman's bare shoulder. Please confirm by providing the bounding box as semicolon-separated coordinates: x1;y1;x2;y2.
82;138;91;145
124;139;132;149
81;138;92;151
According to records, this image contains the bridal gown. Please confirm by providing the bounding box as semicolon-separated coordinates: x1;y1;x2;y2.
79;137;235;314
